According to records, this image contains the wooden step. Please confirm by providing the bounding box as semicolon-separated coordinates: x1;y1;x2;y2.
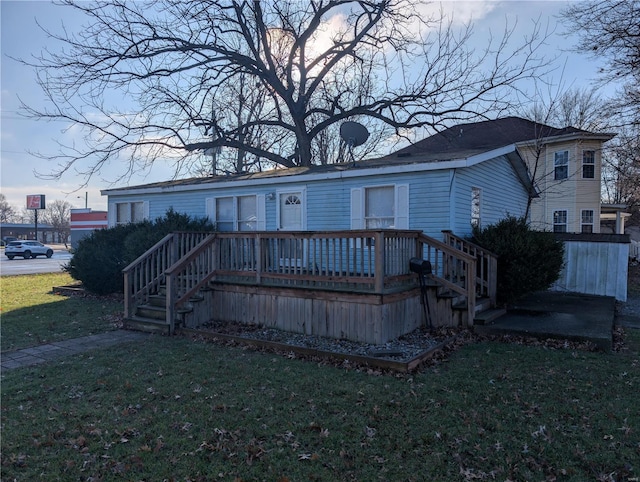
123;316;172;334
135;304;193;321
148;294;166;307
136;304;167;320
147;294;204;308
473;308;507;326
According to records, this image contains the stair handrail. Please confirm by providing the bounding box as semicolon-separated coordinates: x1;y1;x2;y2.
123;232;175;320
442;230;498;306
164;234;219;334
416;232;477;326
122;231;211;320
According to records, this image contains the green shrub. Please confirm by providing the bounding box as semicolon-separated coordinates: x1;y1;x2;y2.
64;223;140;294
471;216;565;304
122;208;214;261
64;209;214;295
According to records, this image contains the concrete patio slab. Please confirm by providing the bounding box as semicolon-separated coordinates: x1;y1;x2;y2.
475;291;616;351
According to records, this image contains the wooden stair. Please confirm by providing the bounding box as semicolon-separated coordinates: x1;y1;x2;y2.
430;279;505;327
123;286;204;334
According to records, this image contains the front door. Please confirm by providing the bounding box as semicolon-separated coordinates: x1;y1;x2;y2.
278;192;303;230
278;191;304;269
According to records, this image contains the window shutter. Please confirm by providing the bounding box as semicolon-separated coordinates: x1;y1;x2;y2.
395;184;409;229
205;197;215;223
350;188;363;229
256;194;266;230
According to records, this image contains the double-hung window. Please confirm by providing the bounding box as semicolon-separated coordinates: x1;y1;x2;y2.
215;197;234;231
554;151;569;180
351;184;409;230
113;201;147;225
582;150;595;179
365;186;395;228
553;210;568;233
581;209;594;233
208;195;264;231
237;196;257;231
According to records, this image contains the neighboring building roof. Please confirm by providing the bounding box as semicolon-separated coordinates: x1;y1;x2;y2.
0;223;54;229
385;116;615;160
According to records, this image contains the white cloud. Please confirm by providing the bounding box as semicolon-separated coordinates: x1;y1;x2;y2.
416;1;500;27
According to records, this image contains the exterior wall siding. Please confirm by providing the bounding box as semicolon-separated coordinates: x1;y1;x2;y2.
106;157;527;240
453;156;529;237
521;139;604;233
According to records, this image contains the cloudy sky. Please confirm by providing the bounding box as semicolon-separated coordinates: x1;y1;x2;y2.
0;1;617;213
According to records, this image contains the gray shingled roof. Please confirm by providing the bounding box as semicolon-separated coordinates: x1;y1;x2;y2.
103;116;613;193
387;116;610;159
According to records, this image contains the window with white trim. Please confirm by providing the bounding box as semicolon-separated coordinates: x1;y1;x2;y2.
554;150;569;180
581;209;594;233
209;195;263;232
553;210;568;233
471;187;482;228
365;186;395;228
350;184;409;230
582;150;595;179
237;195;257;231
215;197;234;231
115;202;146;225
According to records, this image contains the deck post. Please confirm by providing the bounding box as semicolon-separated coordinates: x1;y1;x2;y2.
488;255;498;306
166;273;176;335
374;231;385;294
465;258;476;327
123;270;132;319
256;233;262;284
171;233;179;266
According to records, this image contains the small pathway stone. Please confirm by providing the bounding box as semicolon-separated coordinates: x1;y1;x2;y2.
1;330;150;373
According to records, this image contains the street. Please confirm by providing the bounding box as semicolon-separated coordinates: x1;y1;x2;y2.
0;246;73;276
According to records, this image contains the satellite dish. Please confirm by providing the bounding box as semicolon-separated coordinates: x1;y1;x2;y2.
340;121;369;148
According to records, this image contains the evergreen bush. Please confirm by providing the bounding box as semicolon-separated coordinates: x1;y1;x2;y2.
471;216;565;304
64;209;214;295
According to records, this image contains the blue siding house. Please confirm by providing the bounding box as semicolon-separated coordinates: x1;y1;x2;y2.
102;119;542;343
99;117;627;344
102;144;534;238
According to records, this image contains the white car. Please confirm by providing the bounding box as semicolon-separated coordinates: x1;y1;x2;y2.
5;240;54;259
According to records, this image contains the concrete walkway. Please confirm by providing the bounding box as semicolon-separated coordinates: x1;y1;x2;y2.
1;330;150;372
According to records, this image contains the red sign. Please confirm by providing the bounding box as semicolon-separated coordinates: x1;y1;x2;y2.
26;194;46;210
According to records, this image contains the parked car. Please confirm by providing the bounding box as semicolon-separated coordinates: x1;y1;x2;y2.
1;236;18;246
5;240;54;259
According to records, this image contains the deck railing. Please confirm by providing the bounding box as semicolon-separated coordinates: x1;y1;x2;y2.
124;229;484;333
442;230;498;306
122;232;211;320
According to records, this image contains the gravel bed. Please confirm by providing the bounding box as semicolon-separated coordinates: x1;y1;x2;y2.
197;320;444;362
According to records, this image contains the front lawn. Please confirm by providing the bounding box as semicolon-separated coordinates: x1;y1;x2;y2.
0;273;122;352
2;331;639;481
2;272;639;480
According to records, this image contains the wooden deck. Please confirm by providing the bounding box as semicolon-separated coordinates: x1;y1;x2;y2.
123;230;498;344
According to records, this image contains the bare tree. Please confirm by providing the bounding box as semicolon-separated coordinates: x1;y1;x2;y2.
602;126;640;221
523;86;609;132
40;200;72;244
21;0;551;183
562;0;640;129
0;194;17;224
